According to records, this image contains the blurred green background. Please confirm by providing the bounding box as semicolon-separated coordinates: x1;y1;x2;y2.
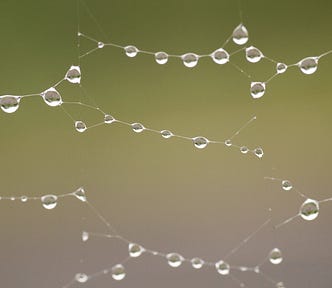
1;0;332;287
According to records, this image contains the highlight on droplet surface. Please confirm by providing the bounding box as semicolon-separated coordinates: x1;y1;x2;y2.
41;87;62;107
300;198;319;221
131;122;145;133
75;121;87;133
240;146;249;154
224;139;232;147
20;196;28;202
41;194;58;210
215;260;230;275
66;65;81;84
246;46;263;63
166;253;184;268
104;114;115;124
281;180;293;191
269;248;283;265
82;231;89;242
254;147;264;158
124;45;139;57
181;53;199;68
98;41;105;49
232;23;249;45
128;243;144;258
191;257;204;269
211;48;230;64
0;95;21;113
155;51;169;64
250;82;266;99
75;273;88;283
111;264;126;281
161;130;173;139
192;136;209;149
73;187;87;202
276;63;288;74
298;57;318;75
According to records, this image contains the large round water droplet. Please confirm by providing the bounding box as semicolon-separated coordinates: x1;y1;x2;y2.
232;24;249;45
224;139;232;147
128;243;144;258
254;147;264;158
250;82;266;99
276;63;288;74
155;52;169;64
300;198;319;221
75;121;87;133
193;137;209;149
104;114;115;124
240;146;249;154
281;180;292;191
0;95;21;113
215;260;230;275
161;130;173;139
124;45;139;57
298;57;318;75
131;122;145;133
98;42;105;49
73;187;87;202
66;66;81;84
166;253;184;268
41;194;58;210
75;273;88;283
112;264;126;281
191;257;204;269
181;53;199;68
41;87;62;107
269;248;283;265
211;48;229;64
82;231;89;242
246;46;263;63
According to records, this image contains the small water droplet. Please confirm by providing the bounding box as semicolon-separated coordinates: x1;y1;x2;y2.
191;257;204;269
166;253;184;268
98;42;105;49
232;24;249;45
41;194;58;210
211;48;229;64
20;196;28;202
112;264;126;281
104;114;115;124
246;46;263;63
269;248;283;265
240;146;249;154
254;266;260;273
298;57;318;75
276;63;288;74
300;198;319;221
82;231;89;242
124;45;139;57
128;243;144;257
10;197;15;201
75;273;88;283
215;260;230;275
131;122;145;133
75;121;87;133
254;147;264;158
224;139;232;147
250;82;266;99
73;187;87;202
66;65;81;84
193;137;209;149
281;180;292;191
161;130;173;139
0;95;21;113
155;52;169;64
41;87;62;107
181;53;199;68
276;282;285;288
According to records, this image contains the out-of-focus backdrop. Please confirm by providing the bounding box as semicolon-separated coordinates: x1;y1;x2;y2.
1;0;332;287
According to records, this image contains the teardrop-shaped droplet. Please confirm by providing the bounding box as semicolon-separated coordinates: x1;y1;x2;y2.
240;146;249;154
181;53;199;68
246;46;263;63
193;137;209;149
41;194;58;210
112;264;126;281
254;147;264;158
298;57;318;75
75;121;87;133
131;122;145;133
0;95;21;113
269;248;283;265
124;45;139;57
73;187;87;202
128;243;144;258
104;114;115;124
41;87;62;107
75;273;88;283
250;82;266;99
215;260;230;275
20;196;28;202
276;63;288;74
82;231;89;242
66;65;81;84
98;42;105;49
224;139;232;147
300;198;319;221
281;180;292;191
232;24;249;45
191;257;204;269
211;48;229;64
161;130;173;139
166;253;184;268
155;52;169;64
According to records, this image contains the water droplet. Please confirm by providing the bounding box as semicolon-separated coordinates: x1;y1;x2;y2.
41;194;58;210
269;248;283;265
232;24;249;45
181;53;199;68
73;187;87;202
276;282;285;288
191;257;204;269
193;137;209;149
224;139;232;147
124;45;139;57
246;46;263;63
211;48;229;64
215;260;230;275
300;198;319;221
10;197;15;201
281;180;293;191
98;42;105;49
128;243;144;257
20;196;28;202
112;264;126;281
0;95;21;113
240;146;249;154
250;82;266;99
104;114;115;124
298;57;318;75
82;231;89;242
254;266;260;273
166;253;184;268
161;130;173;139
41;87;62;107
131;122;145;133
75;121;87;133
155;52;169;64
254;147;264;158
75;273;88;283
276;63;288;74
66;65;81;84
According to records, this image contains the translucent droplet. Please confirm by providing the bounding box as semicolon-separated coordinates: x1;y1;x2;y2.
254;266;260;273
215;260;230;275
66;65;81;84
98;42;105;49
300;198;319;221
281;180;293;191
191;257;204;269
155;52;169;64
224;139;232;147
211;48;229;64
276;63;288;74
161;130;173;139
75;273;88;283
131;122;145;133
0;95;21;113
112;264;126;281
104;114;115;124
181;53;199;68
193;137;209;149
250;82;266;99
41;87;62;107
73;187;87;202
20;196;28;202
124;45;139;57
246;46;263;63
166;253;184;268
254;147;264;158
128;243;144;257
298;57;318;75
41;194;58;210
82;231;89;242
269;248;283;265
232;24;249;45
276;282;285;288
75;121;87;133
240;146;249;154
